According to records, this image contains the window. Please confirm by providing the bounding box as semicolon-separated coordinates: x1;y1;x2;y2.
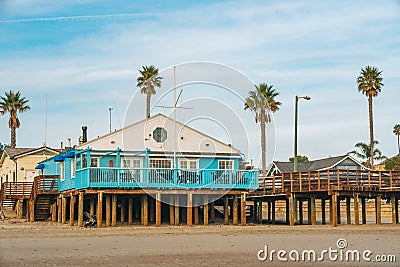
150;159;171;168
132;159;141;168
218;160;234;170
71;158;75;178
179;159;198;170
60;162;65;181
123;159;131;168
82;154;87;168
153;127;167;143
90;157;99;167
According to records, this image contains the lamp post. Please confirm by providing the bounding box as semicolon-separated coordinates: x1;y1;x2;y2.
294;95;311;172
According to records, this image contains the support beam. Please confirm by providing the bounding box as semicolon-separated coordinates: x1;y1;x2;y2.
187;193;192;226
169;195;175;225
203;195;209;226
233;195;238;225
376;195;381;225
258;200;263;224
120;197;126;223
361;197;367;224
346;197;351;225
78;192;84;227
16;199;23;219
174;195;179;226
298;200;303;224
210;201;215;223
321;199;326;225
57;197;62;223
223;195;229;225
106;195;111;227
289;194;295;226
285;198;290;224
51;202;57;222
194;195;199;225
311;196;316;225
396;198;399;224
307;199;312;225
149;197;155;223
241;193;246;226
69;194;75;226
253;200;257;223
329;196;333;225
90;198;95;215
391;196;396;225
112;195;117;227
156;192;162;227
337;197;341;225
142;195;148;226
332;193;338;227
267;201;271;222
97;192;103;228
128;197;133;224
61;195;67;224
354;194;359;226
271;200;276;225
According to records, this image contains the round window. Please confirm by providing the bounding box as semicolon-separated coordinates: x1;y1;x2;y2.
153;127;167;143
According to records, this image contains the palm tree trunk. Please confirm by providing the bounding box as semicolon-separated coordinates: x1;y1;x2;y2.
260;107;266;175
146;93;151;118
398;134;400;155
368;95;374;168
11;126;16;148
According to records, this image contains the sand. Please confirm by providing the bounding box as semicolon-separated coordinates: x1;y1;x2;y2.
1;217;399;267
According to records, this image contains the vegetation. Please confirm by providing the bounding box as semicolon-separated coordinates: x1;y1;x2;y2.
289;155;309;163
349;141;386;168
0;91;30;148
356;66;383;168
393;124;400;155
245;83;281;175
384;155;400;170
0;142;9;155
136;65;163;118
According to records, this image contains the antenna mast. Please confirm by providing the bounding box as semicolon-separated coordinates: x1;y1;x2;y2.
173;66;177;168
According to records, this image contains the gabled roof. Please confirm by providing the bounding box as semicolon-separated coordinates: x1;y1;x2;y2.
77;113;241;155
269;154;368;174
2;147;60;159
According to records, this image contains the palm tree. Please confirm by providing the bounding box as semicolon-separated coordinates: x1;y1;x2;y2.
0;91;30;148
349;141;386;168
136;65;162;118
394;124;400;155
245;83;281;175
357;66;384;168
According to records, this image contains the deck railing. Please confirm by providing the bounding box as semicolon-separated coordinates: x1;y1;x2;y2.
0;182;33;200
62;167;258;191
260;169;400;194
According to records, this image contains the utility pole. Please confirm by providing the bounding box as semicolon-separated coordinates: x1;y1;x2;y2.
109;107;113;133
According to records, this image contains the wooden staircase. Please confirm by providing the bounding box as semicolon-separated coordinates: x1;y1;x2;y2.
28;176;59;221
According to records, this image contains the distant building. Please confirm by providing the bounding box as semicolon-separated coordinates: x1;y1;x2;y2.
0;147;59;184
267;154;369;177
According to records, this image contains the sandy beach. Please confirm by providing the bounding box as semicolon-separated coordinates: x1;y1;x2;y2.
1;216;399;267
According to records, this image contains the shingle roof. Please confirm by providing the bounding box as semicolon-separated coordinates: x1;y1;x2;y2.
273;155;349;173
4;147;61;159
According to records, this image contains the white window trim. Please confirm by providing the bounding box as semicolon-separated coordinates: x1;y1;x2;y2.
60;162;65;181
71;158;75;178
218;160;234;170
90;157;99;167
150;158;172;168
179;159;199;170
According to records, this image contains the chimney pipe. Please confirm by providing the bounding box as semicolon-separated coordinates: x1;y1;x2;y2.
82;126;87;143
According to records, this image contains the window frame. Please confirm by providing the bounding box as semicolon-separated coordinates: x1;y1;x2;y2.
218;160;234;170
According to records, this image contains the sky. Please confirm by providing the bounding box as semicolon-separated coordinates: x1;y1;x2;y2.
0;0;399;168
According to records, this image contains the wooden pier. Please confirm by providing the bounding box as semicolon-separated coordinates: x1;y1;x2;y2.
250;169;400;226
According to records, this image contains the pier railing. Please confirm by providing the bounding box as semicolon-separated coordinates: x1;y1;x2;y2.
62;167;258;191
260;169;400;194
0;182;33;200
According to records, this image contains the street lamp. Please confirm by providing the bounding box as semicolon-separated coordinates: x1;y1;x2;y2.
294;95;311;172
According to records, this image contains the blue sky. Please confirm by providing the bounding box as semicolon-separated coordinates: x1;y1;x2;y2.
0;0;399;167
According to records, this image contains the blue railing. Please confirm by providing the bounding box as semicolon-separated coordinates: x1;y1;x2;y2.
59;167;258;191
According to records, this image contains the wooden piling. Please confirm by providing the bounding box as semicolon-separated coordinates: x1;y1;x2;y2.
61;195;67;224
289;194;295;226
346;197;351;225
267;201;271;222
69;194;75;226
258;200;263;224
241;193;246;226
391;196;396;225
286;198;290;224
90;198;95;215
307;199;312;225
210;201;215;223
223;195;229;225
142;195;148;226
271;200;276;225
203;195;209;226
187;193;192;226
311;196;316;225
337;197;341;225
78;192;84;227
233;195;238;225
332;193;338;227
174;195;179;226
106;195;111;227
156;192;162;227
194;195;199;225
128;197;133;224
299;200;303;224
376;195;381;225
16;199;23;219
321;199;326;225
97;191;103;228
354;194;359;226
149;197;155;223
253;200;258;223
361;197;367;224
169;195;175;225
329;196;333;225
112;195;117;227
51;202;57;222
120;197;126;223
